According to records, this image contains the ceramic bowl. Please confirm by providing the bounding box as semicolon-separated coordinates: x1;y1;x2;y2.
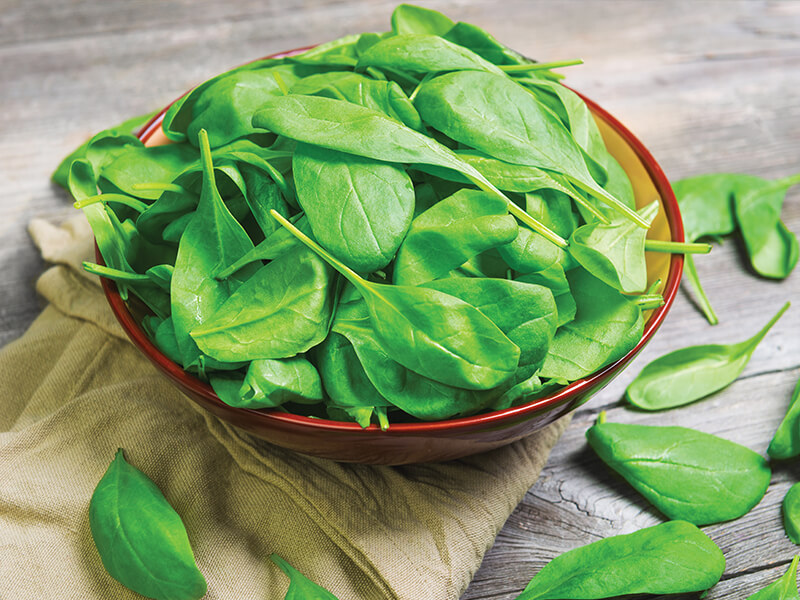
98;49;683;465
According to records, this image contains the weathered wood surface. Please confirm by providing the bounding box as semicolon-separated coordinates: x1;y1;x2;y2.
1;1;799;598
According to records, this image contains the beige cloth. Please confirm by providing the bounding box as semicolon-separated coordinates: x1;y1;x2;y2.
0;214;569;600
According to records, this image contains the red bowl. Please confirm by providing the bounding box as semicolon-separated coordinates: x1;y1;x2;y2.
98;49;683;465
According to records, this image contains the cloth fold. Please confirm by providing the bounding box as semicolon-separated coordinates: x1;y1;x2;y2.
0;213;569;599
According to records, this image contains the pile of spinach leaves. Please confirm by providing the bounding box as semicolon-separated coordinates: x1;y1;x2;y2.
58;2;702;430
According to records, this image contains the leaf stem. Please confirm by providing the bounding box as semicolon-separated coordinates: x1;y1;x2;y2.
500;59;584;73
746;301;790;349
682;254;718;325
567;175;649;228
131;182;187;194
269;209;365;289
82;261;150;282
409;73;434;103
272;71;290;95
73;193;148;213
645;240;711;254
636;294;665;310
596;411;607;425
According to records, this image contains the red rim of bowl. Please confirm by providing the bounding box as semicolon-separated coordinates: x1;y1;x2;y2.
100;49;684;434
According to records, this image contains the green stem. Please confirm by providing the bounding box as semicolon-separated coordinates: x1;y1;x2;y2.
567;175;648;228
558;178;610;224
683;254;719;325
645;240;711;254
645;278;663;295
131;182;187;195
198;129;217;192
772;173;800;192
746;301;790;349
82;261;150;282
74;193;148;213
272;71;290;95
636;294;664;310
501;59;584;73
365;66;387;81
458;260;485;278
270;210;366;290
596;411;607;425
409;73;434;103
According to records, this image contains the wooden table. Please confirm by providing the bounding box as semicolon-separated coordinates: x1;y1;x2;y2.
2;1;799;597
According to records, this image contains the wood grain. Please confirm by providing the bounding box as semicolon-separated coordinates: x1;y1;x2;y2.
1;1;799;598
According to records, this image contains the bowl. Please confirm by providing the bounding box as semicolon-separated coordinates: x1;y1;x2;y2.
98;49;683;465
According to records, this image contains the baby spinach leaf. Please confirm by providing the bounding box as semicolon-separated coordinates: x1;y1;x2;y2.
357;34;503;75
290;71;423;130
270;554;340;600
517;520;725;599
734;174;800;278
626;302;790;411
53;110;156;190
423;277;557;369
414;70;644;227
442;21;527;66
587;414;771;525
239;162;289;237
390;4;455;35
288;34;361;66
516;264;576;327
293;143;414;273
170;129;258;368
393;189;517;285
569;200;659;294
237;357;323;409
191;246;334;362
539;268;643;381
746;556;800;599
90;449;207;600
769;376;800;460
785;485;800;545
251;94;566;246
272;210;520;390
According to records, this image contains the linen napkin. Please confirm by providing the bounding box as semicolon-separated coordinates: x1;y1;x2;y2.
0;213;569;600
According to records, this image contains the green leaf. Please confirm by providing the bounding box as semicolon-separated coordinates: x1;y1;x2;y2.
517;521;725;599
357;34;503;75
288;34;361;66
769;376;800;459
293;143;414;273
625;302;790;410
785;485;800;545
191;246;334;362
587;417;771;525
516;264;576;327
539;268;643;382
393;189;517;285
270;554;340;599
747;556;800;599
442;21;528;66
390;4;455;35
89;449;207;600
271;210;520;391
170;129;258;368
414;70;642;226
568;200;659;293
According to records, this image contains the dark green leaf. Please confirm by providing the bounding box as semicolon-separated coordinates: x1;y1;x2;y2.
768;376;800;460
626;302;789;410
518;520;725;599
784;485;800;545
89;449;207;600
270;554;340;600
587;416;771;525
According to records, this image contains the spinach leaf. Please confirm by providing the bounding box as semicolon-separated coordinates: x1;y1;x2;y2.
769;376;800;460
746;556;800;599
357;34;503;75
442;21;528;66
293;143;414;273
237;357;323;408
626;302;789;410
785;485;800;545
569;200;659;293
517;520;725;599
251;94;566;246
190;246;334;362
239;162;290;237
538;268;643;381
170;129;258;368
516;264;576;327
290;71;423;130
53;110;157;189
390;4;455;35
288;34;361;66
413;70;644;227
393;189;517;285
270;554;340;599
272;210;520;390
90;449;207;600
734;174;800;279
423;277;557;369
587;413;771;525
